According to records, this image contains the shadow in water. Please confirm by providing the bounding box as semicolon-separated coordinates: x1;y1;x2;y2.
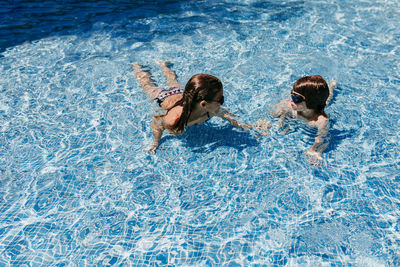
159;122;259;153
325;124;358;154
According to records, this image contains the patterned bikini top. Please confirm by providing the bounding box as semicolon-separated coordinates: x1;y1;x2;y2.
155;86;184;106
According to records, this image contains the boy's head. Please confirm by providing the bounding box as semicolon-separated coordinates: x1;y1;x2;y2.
291;75;329;113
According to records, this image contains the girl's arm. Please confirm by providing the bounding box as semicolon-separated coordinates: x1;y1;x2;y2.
144;107;182;153
216;108;250;130
144;117;165;153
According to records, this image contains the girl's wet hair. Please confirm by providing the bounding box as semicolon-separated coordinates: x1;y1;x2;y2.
171;74;222;133
292;75;329;114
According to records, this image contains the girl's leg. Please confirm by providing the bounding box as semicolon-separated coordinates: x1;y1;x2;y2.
156;61;182;89
131;63;162;100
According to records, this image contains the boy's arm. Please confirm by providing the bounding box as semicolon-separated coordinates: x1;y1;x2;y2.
271;99;290;117
306;118;329;162
271;99;291;129
144;117;165;153
326;80;338;105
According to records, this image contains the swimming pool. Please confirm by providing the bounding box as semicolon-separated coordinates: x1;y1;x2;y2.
1;0;399;265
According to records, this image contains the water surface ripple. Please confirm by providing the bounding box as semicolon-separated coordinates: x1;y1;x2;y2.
0;0;400;266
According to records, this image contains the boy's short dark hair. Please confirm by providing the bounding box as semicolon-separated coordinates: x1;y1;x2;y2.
292;75;329;114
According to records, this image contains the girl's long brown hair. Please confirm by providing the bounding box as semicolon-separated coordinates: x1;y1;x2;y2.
292;75;329;115
168;74;222;134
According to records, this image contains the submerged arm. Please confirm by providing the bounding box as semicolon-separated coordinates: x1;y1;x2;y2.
271;99;290;117
306;118;329;162
144;116;165;153
306;80;336;161
216;108;250;130
271;99;291;130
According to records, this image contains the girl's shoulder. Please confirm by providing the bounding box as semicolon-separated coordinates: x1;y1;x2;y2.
163;106;183;128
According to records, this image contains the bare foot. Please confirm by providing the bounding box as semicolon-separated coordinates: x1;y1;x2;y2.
143;145;157;154
129;62;142;72
156;60;171;67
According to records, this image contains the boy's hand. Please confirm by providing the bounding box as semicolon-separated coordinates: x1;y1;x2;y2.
143;145;157;154
305;149;323;165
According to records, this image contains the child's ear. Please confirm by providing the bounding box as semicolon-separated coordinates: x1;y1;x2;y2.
200;100;207;107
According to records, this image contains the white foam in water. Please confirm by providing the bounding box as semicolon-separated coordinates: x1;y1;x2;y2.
0;0;400;265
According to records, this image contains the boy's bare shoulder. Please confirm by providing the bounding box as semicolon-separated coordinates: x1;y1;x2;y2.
310;114;329;128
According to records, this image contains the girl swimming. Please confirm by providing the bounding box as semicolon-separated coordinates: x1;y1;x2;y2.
271;75;337;163
132;61;248;153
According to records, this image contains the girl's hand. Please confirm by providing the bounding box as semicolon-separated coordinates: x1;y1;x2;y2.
249;120;272;136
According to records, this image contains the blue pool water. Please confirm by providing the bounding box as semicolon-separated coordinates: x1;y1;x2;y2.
1;0;400;265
